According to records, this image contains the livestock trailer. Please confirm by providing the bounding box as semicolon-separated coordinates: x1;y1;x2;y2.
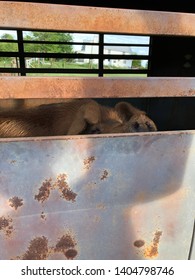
0;1;195;260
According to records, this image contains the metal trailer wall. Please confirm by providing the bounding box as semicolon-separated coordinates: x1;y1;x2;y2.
0;1;195;260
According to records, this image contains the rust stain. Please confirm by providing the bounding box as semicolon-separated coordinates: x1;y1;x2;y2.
189;88;195;95
40;211;46;220
83;156;95;170
0;215;14;237
54;232;78;260
14;231;78;260
100;170;109;180
34;178;53;203
65;249;78;260
94;215;101;223
96;203;106;210
55;233;77;253
35;174;77;203
134;239;145;248
144;230;162;258
17;236;49;260
55;174;77;202
8;196;23;210
60;188;77;202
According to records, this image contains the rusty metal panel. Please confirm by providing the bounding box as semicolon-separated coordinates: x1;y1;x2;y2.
0;77;195;99
0;2;195;36
0;131;195;260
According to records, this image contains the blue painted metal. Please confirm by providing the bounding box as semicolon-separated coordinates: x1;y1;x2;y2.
0;132;195;259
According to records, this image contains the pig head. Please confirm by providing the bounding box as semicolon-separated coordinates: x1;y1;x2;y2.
67;100;157;135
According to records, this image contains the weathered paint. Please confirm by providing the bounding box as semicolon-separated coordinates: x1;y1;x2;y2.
0;131;195;259
0;77;195;99
0;2;195;35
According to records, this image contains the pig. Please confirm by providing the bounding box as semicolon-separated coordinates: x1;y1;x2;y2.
0;99;157;137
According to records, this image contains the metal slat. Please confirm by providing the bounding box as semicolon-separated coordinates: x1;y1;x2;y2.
0;2;195;36
0;77;194;98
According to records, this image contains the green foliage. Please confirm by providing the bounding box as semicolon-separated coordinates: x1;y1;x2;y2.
23;32;74;54
0;33;18;52
0;32;74;64
0;33;18;65
132;59;142;69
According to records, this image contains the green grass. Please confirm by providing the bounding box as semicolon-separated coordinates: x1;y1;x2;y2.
30;61;98;69
0;59;147;77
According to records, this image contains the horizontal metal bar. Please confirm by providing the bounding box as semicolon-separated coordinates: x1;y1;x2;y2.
0;52;149;60
103;55;149;60
0;39;149;47
0;52;18;57
0;52;100;58
0;39;17;43
0;68;20;72
0;2;195;36
103;69;147;74
0;77;195;98
0;68;99;74
104;43;150;47
0;68;147;74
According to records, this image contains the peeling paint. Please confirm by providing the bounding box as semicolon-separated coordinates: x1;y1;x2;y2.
83;156;95;170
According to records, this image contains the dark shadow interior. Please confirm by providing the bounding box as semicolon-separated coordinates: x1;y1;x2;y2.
95;97;195;132
149;36;195;77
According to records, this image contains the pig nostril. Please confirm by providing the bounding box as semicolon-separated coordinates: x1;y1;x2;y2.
146;121;154;131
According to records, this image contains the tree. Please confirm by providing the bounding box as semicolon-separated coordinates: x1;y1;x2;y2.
131;59;142;69
0;34;18;67
1;33;15;40
0;33;18;52
23;32;74;66
24;32;73;54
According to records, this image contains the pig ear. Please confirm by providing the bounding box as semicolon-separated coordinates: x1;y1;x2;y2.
67;100;101;135
115;102;145;121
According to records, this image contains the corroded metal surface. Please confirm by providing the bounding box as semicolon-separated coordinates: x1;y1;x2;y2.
0;131;195;259
0;2;195;35
0;77;195;98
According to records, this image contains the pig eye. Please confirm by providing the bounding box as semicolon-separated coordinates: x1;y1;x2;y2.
133;122;140;130
91;128;101;134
